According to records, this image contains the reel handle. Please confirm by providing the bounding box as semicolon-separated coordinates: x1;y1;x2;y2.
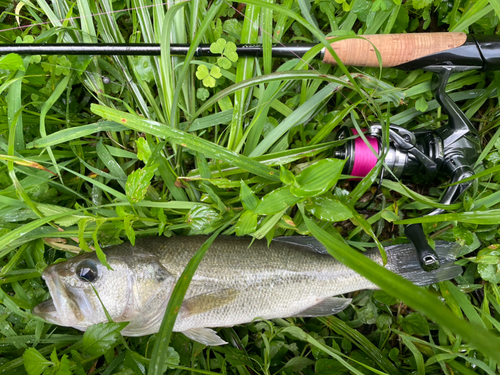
404;224;440;271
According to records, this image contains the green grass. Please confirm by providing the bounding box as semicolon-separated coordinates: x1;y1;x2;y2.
1;0;500;374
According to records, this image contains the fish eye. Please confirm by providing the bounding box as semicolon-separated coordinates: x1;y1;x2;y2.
76;260;98;283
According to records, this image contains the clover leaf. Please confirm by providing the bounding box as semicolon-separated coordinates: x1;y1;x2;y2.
210;38;226;54
217;56;232;69
195;65;222;88
197;88;210;101
210;38;239;69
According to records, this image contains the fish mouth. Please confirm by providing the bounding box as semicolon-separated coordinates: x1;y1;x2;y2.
33;298;59;323
33;266;81;327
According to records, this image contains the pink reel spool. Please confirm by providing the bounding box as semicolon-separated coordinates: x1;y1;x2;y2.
350;129;380;180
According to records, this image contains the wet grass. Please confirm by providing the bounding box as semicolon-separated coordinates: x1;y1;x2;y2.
1;0;500;374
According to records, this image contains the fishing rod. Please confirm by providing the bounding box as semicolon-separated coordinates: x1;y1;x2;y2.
1;32;500;68
2;32;490;271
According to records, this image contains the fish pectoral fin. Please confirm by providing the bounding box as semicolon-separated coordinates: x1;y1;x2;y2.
182;289;239;318
183;328;227;346
292;297;352;317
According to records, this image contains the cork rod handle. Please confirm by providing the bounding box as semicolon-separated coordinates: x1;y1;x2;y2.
322;33;468;67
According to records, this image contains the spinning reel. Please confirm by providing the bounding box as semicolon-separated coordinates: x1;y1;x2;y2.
333;66;482;271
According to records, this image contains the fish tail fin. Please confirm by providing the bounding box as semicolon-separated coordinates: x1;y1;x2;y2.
385;241;462;286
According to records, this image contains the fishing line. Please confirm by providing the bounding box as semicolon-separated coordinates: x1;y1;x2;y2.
350;129;379;179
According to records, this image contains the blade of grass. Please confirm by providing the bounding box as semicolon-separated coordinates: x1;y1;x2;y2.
320;316;401;375
7;58;28;151
26;121;127;148
0;210;88;255
160;0;190;127
399;334;426;375
450;0;492;32
250;85;338;157
395;210;500;225
394;330;497;375
442;280;485;328
91;104;281;182
227;3;260;151
40;74;72;178
195;70;353;119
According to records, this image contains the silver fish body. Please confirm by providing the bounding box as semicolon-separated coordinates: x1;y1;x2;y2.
33;236;461;345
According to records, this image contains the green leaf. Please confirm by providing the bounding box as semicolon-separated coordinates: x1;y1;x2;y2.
93;219;113;271
304;196;353;222
401;313;429;336
478;263;500;284
291;159;345;197
125;164;158;203
240;180;259;211
36;204;83;227
236;210;257;236
380;210;400;223
315;359;349;375
217;56;232;69
283;357;315;372
254;187;302;215
373;290;398;306
210;66;222;79
53;354;71;375
476;246;500;264
210;38;226;54
0;53;25;71
415;96;429;112
453;225;474;246
23;348;53;375
131;56;154;82
280;165;296;185
412;0;433;9
82;322;128;357
225;42;239;62
202;75;216;88
124;215;136;246
319;316;400;375
281;326;308;341
136;137;152;163
186;204;222;234
196;88;210;101
26;121;128;149
195;65;210;80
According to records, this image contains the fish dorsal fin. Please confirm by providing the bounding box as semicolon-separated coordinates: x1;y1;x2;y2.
182;289;239;318
292;297;352;317
183;327;227;346
273;236;329;254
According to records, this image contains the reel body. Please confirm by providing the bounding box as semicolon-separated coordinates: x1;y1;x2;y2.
334;125;445;182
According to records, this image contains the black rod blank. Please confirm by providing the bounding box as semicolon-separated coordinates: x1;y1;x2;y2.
0;43;317;57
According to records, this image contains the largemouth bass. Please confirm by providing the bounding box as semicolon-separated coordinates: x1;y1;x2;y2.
33;236;461;346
